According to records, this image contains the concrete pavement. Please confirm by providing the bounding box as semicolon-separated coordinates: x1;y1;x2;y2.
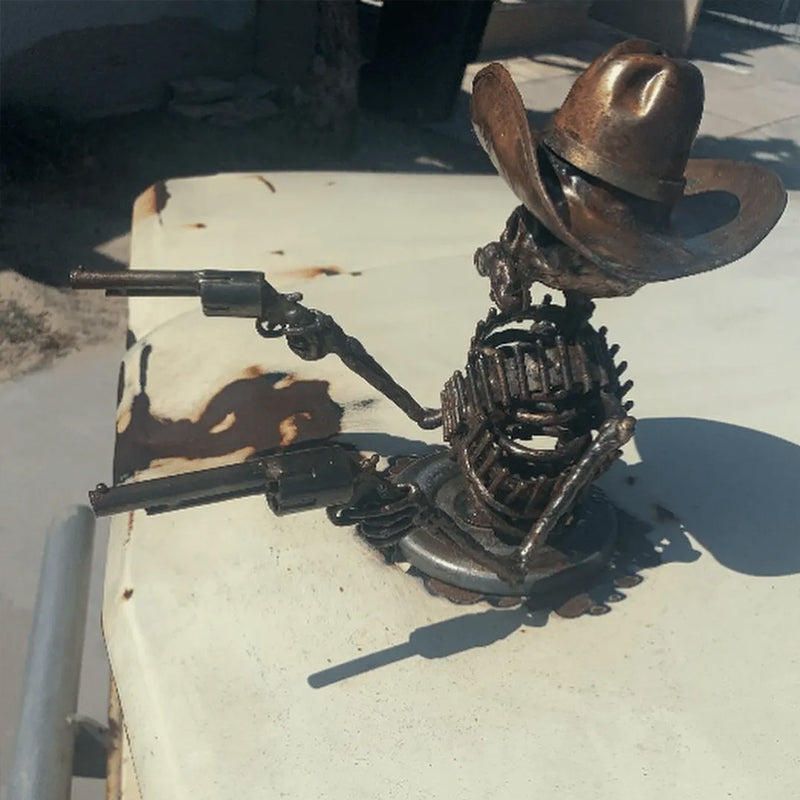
1;341;122;800
438;16;800;190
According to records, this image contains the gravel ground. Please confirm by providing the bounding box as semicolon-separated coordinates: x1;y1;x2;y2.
0;271;127;381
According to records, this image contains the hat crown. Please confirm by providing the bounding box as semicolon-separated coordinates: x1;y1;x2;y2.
543;40;705;202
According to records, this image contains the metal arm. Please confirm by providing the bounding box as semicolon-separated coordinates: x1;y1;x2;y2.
516;415;635;569
70;268;442;429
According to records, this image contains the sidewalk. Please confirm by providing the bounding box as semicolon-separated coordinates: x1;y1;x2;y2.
435;16;800;190
0;342;122;800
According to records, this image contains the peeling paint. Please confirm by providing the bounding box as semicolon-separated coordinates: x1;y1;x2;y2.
278;411;312;446
273;374;296;390
113;354;344;482
279;415;298;447
116;408;132;435
132;181;170;224
208;411;236;434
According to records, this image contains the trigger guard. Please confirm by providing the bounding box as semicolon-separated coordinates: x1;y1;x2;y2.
255;319;286;339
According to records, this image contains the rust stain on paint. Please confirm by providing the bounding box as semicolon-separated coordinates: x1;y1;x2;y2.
122;588;134;600
124;511;135;545
283;266;352;280
183;222;207;229
113;352;344;482
249;175;276;193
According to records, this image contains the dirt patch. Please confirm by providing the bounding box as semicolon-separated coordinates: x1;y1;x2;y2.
0;270;126;381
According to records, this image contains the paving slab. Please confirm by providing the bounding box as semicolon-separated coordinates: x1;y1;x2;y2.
697;109;757;139
436;16;800;172
705;79;800;130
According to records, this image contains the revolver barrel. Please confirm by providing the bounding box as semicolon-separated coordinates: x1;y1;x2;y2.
89;445;359;518
70;269;201;296
70;268;269;318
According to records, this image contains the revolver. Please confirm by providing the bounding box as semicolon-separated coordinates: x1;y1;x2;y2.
71;268;441;429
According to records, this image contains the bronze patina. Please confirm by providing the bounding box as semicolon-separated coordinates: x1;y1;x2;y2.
471;39;786;296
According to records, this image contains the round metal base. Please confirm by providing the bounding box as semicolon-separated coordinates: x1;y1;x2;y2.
393;451;618;597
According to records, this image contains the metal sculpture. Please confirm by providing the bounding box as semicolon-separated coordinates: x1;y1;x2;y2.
71;40;786;611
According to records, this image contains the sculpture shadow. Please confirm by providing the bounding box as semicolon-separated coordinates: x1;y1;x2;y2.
308;505;668;689
630;417;800;577
308;417;799;688
308;606;547;688
334;432;443;459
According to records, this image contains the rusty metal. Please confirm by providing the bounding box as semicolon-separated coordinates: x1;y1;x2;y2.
71;40;786;614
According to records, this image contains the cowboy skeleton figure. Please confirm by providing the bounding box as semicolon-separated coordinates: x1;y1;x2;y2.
392;38;786;598
75;41;786;605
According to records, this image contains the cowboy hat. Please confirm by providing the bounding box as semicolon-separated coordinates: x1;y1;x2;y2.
470;40;786;292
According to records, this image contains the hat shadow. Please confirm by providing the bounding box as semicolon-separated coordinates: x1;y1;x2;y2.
671;189;741;236
626;417;800;576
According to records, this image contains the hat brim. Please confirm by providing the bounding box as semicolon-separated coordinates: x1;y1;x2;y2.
471;63;787;287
